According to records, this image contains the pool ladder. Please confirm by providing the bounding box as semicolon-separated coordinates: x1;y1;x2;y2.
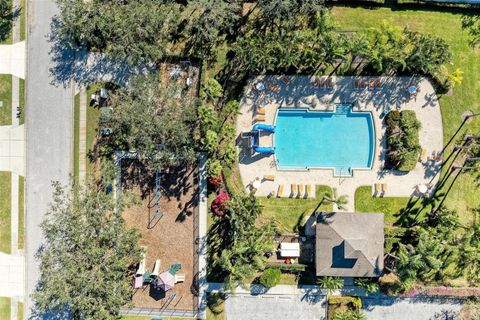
335;104;351;115
334;167;352;177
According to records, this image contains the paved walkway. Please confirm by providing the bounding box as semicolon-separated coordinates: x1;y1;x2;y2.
0;42;25;79
78;88;87;184
0;253;24;298
237;76;443;211
197;153;208;320
0;125;25;176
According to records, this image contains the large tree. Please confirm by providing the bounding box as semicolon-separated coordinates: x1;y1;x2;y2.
182;0;242;61
34;183;142;319
104;74;199;170
0;0;12;42
53;0;182;64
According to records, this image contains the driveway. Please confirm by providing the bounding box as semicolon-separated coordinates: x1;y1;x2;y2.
225;293;327;320
362;297;464;320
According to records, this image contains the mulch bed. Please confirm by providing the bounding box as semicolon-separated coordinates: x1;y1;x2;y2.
122;163;200;311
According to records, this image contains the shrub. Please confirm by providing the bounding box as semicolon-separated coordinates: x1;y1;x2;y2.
354;278;379;296
328;296;362;309
211;191;230;216
265;263;307;272
385;110;421;172
259;268;282;289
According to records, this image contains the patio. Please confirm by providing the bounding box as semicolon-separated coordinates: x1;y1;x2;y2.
121;162;200;312
236;75;443;211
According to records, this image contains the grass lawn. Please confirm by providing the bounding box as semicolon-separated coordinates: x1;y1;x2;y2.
0;0;12;44
20;0;26;41
18;175;24;249
0;297;10;320
332;6;480;224
207;293;225;320
19;78;25;125
73;93;80;182
17;302;23;320
0;75;12;126
355;186;424;226
122;316;192;320
86;83;103;177
0;172;11;253
258;185;333;233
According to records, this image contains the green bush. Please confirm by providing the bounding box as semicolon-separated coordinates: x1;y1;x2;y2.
259;268;281;289
328;296;362;309
265;262;307;272
385;110;421;172
385;237;400;253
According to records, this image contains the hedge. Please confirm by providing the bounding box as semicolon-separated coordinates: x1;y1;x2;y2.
264;262;306;272
385;110;421;172
259;268;282;288
328;296;362;309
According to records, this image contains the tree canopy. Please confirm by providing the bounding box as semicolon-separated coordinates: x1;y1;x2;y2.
0;0;13;42
103;74;199;171
34;183;142;319
210;193;275;291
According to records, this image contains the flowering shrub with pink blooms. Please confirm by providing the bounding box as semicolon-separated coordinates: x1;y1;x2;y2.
211;191;230;216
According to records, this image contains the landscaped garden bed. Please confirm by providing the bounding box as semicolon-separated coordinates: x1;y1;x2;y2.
385;110;421;172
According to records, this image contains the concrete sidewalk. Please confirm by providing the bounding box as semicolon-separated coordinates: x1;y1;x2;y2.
0;125;25;176
0;42;25;79
0;253;24;298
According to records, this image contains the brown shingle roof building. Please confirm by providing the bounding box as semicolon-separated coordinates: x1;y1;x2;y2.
315;212;384;277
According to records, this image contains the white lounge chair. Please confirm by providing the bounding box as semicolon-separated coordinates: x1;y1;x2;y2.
152;259;161;277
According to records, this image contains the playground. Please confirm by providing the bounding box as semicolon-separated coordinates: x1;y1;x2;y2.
121;161;200;312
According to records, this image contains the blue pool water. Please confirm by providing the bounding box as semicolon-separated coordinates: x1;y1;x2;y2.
275;105;374;176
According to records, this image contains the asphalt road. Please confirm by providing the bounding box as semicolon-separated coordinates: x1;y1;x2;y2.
25;0;73;317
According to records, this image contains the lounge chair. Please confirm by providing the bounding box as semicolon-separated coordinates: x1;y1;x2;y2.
175;273;186;283
290;184;298;197
254;114;266;122
305;185;312;196
280;76;289;84
263;175;275;181
256;106;266;115
298;184;304;197
320;77;327;88
369;79;375;90
277;185;284;198
136;247;147;275
374;183;381;195
382;183;388;194
152;259;161;277
420;148;427;162
360;79;366;89
375;78;382;89
327;78;334;89
354;78;360;89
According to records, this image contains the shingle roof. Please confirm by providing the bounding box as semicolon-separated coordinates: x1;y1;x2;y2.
315;212;384;277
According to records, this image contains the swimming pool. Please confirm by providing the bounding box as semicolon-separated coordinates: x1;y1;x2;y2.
274;105;375;176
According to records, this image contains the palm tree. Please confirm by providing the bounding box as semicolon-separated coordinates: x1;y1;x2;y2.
323;188;349;211
333;310;367;320
317;276;344;293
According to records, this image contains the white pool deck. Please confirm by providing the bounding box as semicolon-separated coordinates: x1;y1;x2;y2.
236;76;443;211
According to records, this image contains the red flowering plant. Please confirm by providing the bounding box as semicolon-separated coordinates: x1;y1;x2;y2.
211;191;230;217
208;175;222;191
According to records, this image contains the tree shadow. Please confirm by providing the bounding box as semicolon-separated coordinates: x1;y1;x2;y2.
0;4;19;42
